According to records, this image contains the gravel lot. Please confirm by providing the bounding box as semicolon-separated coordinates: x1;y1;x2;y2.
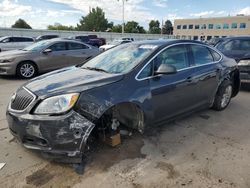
0;76;250;188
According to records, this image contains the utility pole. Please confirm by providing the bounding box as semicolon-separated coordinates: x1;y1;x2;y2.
161;19;164;35
118;0;127;34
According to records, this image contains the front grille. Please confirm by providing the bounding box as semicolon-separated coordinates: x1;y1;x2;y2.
239;65;250;72
10;88;35;111
0;68;6;73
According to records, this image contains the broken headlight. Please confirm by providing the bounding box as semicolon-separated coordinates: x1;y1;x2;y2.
34;93;79;115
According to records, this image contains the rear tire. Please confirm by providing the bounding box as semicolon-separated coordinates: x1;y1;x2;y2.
17;61;37;79
212;80;233;111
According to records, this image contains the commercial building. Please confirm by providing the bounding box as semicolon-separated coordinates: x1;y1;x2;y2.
173;15;250;41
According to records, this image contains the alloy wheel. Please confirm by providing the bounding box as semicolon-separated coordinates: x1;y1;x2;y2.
20;64;35;78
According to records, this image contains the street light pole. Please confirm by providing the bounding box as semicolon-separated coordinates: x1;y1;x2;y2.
122;0;125;34
118;0;127;34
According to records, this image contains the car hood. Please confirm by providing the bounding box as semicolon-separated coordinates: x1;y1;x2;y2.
24;66;124;97
0;49;32;58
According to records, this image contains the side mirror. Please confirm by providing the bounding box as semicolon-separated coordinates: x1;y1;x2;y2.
43;49;52;54
155;64;177;75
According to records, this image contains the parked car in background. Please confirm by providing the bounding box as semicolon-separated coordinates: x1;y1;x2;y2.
122;37;134;41
35;35;59;42
69;35;106;47
207;37;223;46
69;35;89;43
0;36;34;52
99;39;132;51
0;38;100;78
216;36;250;85
88;38;103;47
6;40;240;161
88;34;98;39
98;38;106;46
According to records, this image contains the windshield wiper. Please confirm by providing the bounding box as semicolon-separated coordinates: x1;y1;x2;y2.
83;67;109;73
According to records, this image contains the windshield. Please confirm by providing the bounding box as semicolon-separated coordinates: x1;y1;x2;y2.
23;40;51;51
82;43;157;74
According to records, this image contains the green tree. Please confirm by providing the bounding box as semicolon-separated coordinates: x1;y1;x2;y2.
149;20;161;34
47;23;75;31
112;24;122;33
124;21;146;33
76;7;109;31
162;20;173;35
107;22;114;29
11;18;32;29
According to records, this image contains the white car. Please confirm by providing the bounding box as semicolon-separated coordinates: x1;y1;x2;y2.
99;39;132;51
0;36;34;52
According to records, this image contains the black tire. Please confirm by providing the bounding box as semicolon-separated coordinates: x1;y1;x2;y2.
16;61;37;79
212;80;233;111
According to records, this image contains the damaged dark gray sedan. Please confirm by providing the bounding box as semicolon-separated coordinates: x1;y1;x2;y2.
6;40;240;162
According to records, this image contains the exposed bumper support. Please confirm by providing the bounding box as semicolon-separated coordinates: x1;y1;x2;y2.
6;110;95;162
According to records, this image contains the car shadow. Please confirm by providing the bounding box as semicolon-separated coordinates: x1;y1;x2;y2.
0;75;21;81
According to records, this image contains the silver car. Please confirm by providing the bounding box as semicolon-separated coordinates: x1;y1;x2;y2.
0;39;100;78
0;36;34;52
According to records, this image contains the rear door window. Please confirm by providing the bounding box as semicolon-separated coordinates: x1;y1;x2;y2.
67;42;89;50
23;38;34;42
190;45;214;65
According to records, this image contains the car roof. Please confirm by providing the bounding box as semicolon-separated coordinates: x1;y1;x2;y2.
221;36;250;40
42;38;89;44
0;36;33;38
37;34;59;37
131;39;205;47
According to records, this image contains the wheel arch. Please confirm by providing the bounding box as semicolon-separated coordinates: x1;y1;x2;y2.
230;69;240;98
96;101;146;133
218;67;240;98
16;60;39;75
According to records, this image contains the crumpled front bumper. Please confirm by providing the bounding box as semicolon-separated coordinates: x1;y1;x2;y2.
6;110;95;161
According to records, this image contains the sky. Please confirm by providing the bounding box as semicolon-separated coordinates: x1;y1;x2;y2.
0;0;250;29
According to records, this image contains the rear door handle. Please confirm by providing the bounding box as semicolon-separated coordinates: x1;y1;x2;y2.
186;76;193;82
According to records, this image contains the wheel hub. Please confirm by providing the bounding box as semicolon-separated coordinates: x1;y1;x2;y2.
20;64;35;78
